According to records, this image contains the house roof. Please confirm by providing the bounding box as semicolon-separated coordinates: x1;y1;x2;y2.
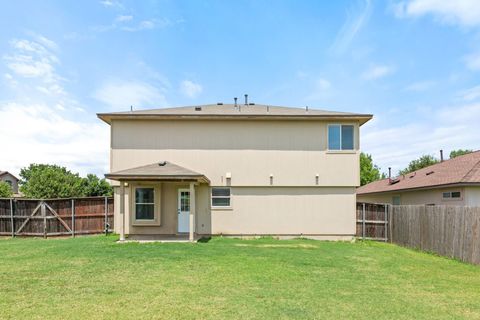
0;171;19;180
357;151;480;195
105;161;210;183
97;104;372;125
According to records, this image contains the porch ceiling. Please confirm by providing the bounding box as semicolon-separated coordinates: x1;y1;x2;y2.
105;161;210;183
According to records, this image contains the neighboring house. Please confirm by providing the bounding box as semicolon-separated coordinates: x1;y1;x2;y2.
97;102;372;241
357;151;480;206
0;171;19;194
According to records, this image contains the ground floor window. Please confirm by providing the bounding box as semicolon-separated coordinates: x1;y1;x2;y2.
442;191;461;199
211;187;231;207
135;187;155;220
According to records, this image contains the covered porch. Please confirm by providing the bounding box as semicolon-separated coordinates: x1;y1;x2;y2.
105;161;210;242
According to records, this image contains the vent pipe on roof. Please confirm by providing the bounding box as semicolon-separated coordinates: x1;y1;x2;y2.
234;97;238;107
306;106;309;112
244;94;248;105
388;167;392;182
440;149;444;162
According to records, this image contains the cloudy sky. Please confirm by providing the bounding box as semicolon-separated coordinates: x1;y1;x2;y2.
1;0;479;177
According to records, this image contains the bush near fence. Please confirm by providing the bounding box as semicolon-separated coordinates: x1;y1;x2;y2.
0;197;113;237
357;203;480;265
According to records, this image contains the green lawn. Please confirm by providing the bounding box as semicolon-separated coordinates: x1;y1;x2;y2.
0;236;479;319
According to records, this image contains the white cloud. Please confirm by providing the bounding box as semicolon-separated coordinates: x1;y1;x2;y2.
330;0;372;54
94;81;167;110
100;0;124;9
404;80;436;91
362;102;480;175
458;84;480;101
464;51;480;71
306;78;332;100
115;15;133;22
361;64;394;80
179;80;203;98
0;103;109;177
393;0;480;27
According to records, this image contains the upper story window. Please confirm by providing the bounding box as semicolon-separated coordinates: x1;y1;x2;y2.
442;191;461;199
211;187;231;208
328;124;354;150
135;187;155;220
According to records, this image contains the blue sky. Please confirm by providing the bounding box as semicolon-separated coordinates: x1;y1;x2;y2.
1;0;479;177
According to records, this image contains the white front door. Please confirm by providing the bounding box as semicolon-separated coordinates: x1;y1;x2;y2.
177;189;190;233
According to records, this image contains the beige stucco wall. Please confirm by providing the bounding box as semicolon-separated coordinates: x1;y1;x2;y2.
109;118;362;237
114;184;356;237
210;186;356;236
110;119;361;187
357;186;470;206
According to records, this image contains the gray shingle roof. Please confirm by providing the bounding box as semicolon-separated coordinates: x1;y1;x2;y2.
105;161;209;183
98;104;372;124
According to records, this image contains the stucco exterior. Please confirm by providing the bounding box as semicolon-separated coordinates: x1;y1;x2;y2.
101;105;371;240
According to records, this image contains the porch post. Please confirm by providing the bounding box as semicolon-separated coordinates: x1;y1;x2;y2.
189;182;196;242
119;181;126;241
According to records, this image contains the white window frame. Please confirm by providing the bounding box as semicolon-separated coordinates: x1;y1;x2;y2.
130;183;161;226
442;191;462;201
211;187;232;209
327;124;355;151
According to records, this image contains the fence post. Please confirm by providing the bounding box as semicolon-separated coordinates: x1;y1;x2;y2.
104;196;108;236
389;205;393;243
384;204;388;242
41;201;47;239
71;199;75;238
10;198;14;238
362;203;366;239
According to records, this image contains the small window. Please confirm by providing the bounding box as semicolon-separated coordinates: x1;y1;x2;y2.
443;191;461;200
328;124;354;150
211;187;231;207
5;180;12;187
135;188;155;220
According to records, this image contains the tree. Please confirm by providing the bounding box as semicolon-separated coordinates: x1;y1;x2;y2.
399;155;438;175
360;153;384;186
19;164;85;198
449;149;473;159
82;174;113;197
19;164;112;198
0;181;13;198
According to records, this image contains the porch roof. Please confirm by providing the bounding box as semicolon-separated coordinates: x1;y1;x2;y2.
105;161;210;183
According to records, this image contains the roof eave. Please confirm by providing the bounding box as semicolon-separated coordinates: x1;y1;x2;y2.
97;113;373;125
105;174;210;184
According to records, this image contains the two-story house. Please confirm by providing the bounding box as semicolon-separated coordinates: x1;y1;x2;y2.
97;102;372;241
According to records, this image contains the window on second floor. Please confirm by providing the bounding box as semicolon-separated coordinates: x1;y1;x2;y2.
328;124;354;150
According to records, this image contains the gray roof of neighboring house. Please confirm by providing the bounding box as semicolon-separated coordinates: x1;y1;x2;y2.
357;150;480;195
0;171;19;180
97;104;372;125
105;161;209;183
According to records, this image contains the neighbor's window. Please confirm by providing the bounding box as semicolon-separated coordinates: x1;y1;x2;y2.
443;191;461;199
328;124;354;150
5;180;12;187
135;187;155;220
211;187;231;207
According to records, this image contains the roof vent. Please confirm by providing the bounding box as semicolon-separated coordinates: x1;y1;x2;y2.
217;102;223;105
249;103;255;105
426;171;434;175
158;161;167;166
195;106;202;111
389;178;400;185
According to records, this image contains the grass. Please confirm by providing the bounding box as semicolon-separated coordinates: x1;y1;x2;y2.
0;236;479;319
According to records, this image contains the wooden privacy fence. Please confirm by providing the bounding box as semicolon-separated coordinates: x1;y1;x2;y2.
356;203;389;242
357;203;480;265
0;197;114;237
